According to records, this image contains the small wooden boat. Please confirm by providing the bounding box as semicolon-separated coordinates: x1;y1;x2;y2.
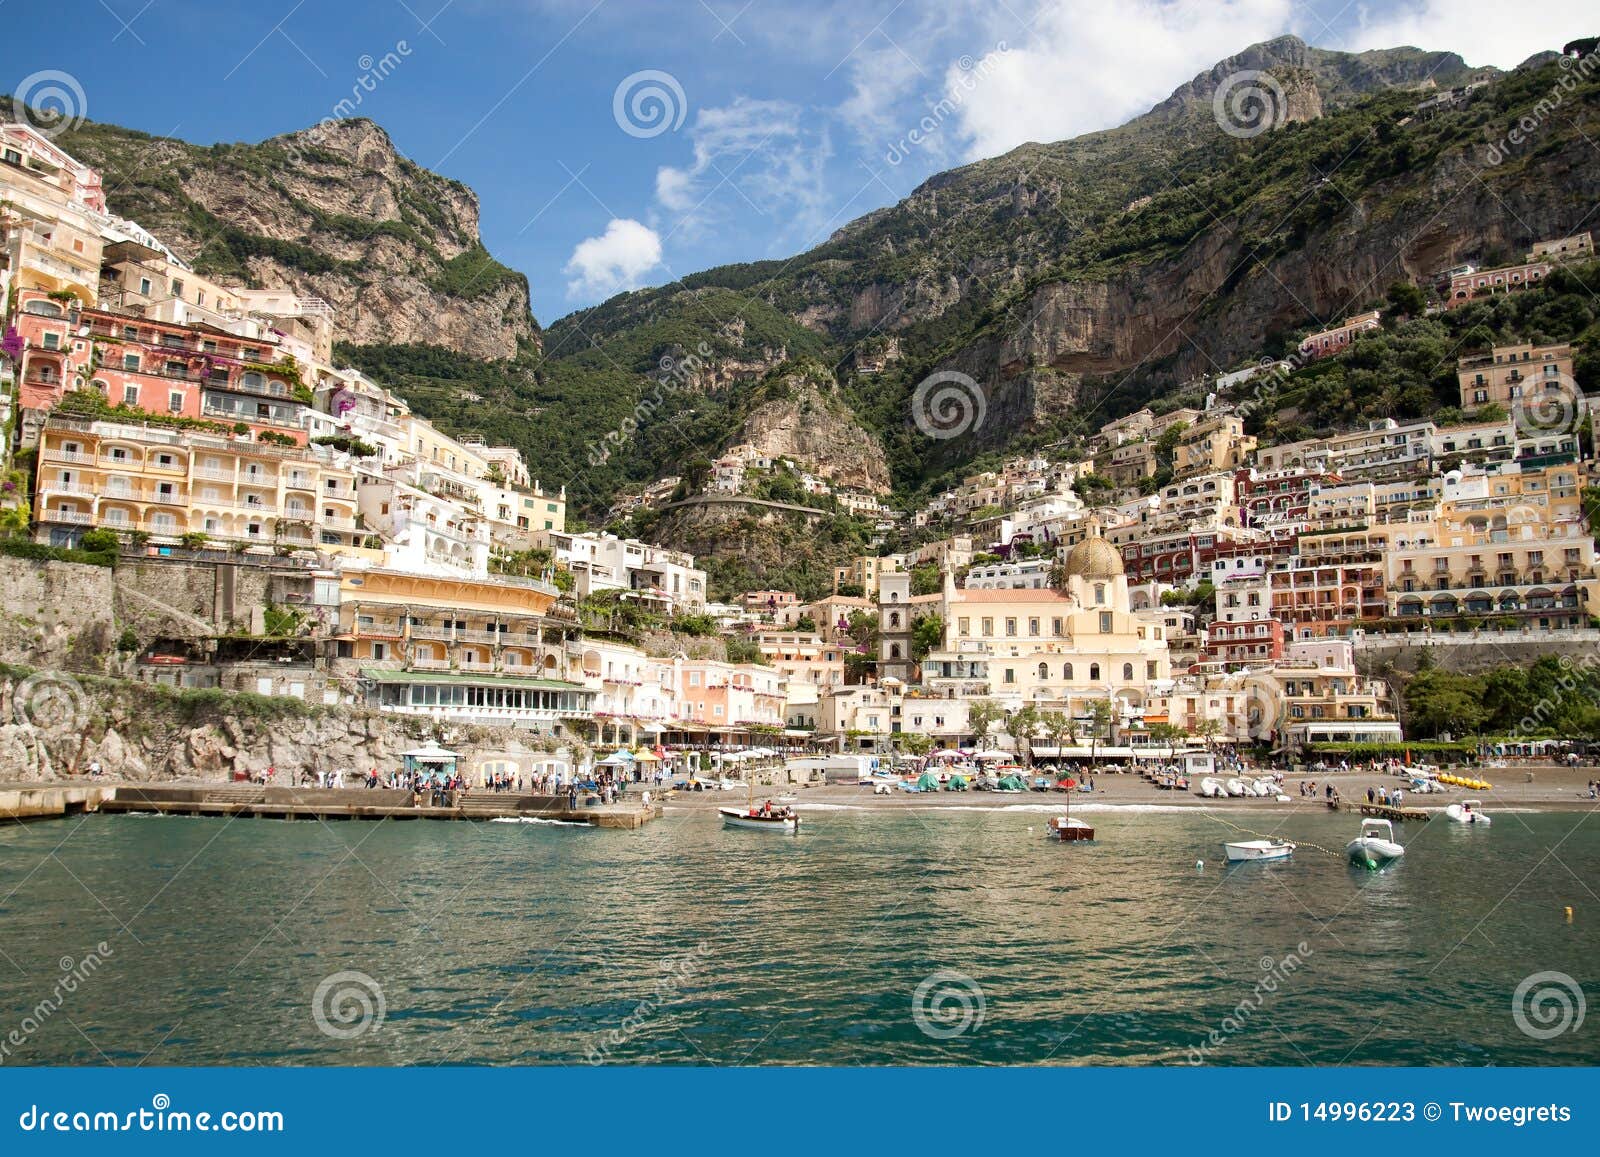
719;806;799;833
1223;838;1295;863
1047;815;1095;841
1445;798;1491;825
1346;818;1404;868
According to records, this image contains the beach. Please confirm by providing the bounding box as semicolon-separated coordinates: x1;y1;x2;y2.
666;762;1600;813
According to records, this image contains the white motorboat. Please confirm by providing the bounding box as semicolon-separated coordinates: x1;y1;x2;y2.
1346;818;1405;867
1223;838;1295;863
719;806;800;833
1445;798;1492;825
1198;777;1224;798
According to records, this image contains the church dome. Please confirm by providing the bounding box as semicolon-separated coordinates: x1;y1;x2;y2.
1062;534;1124;582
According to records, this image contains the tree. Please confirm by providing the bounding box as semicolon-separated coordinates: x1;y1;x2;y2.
1039;710;1075;753
1194;719;1225;749
897;732;933;756
1402;668;1489;739
1384;279;1426;323
910;563;942;595
1084;699;1115;770
967;700;1004;746
1148;721;1187;761
911;614;944;660
794;613;817;633
1007;704;1041;763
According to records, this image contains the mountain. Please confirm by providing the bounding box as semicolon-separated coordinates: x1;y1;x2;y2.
19;110;538;360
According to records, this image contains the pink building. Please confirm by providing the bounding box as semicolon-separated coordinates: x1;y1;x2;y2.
8;289;309;447
1447;261;1551;309
673;659;787;731
1298;311;1381;360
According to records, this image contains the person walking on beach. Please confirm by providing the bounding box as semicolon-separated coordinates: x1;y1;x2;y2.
567;783;578;811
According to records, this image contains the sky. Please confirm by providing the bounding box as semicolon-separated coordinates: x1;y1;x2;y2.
7;0;1594;323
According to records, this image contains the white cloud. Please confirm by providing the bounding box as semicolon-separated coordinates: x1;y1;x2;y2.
1344;0;1592;67
563;218;664;298
950;0;1294;159
654;97;834;245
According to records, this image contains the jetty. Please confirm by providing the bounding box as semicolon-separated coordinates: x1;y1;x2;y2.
3;782;660;829
1348;801;1429;823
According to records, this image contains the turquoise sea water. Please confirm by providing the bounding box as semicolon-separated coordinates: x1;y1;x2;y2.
0;804;1594;1065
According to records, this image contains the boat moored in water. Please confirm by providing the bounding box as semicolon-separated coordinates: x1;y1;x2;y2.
719;806;800;833
1223;838;1295;863
1346;818;1405;867
1047;815;1095;842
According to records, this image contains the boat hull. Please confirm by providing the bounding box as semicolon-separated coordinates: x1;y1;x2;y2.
1346;837;1404;866
1445;802;1492;825
1047;817;1095;842
719;807;799;832
1223;840;1294;862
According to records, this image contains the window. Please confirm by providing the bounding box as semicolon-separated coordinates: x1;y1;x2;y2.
1100;611;1113;633
122;353;140;371
1052;617;1063;636
1003;668;1015;684
1037;662;1049;681
139;277;152;296
1089;663;1101;681
122;385;139;406
1095;583;1106;605
41;331;60;350
1005;618;1017;637
1063;663;1074;681
1028;617;1040;637
1122;663;1134;681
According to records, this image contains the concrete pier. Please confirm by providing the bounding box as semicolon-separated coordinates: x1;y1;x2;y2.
0;783;117;822
3;782;661;829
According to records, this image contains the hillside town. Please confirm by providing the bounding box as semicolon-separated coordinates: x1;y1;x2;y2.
3;121;1597;771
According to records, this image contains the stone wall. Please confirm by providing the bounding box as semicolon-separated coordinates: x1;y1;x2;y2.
1357;631;1600;675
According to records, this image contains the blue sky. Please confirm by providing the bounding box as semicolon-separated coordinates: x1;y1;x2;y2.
8;0;1592;324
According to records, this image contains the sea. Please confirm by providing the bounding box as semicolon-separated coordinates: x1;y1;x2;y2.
0;804;1594;1065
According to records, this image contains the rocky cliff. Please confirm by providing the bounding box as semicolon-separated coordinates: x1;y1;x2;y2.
47;115;537;360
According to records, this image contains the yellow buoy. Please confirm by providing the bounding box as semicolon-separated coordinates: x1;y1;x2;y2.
1565;906;1574;923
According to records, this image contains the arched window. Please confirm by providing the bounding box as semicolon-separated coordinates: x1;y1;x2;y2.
1089;663;1100;681
22;299;63;318
889;612;901;628
1122;663;1133;681
1063;663;1073;681
1095;583;1106;605
889;644;901;659
1037;662;1049;681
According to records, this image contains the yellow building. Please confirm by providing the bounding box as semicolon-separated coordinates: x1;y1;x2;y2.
34;416;361;550
1456;342;1574;409
1174;413;1256;477
920;533;1171;722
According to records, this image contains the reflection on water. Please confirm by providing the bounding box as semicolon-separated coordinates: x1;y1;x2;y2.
0;807;1593;1065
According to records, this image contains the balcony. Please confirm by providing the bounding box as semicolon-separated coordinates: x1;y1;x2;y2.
41;448;94;465
40;509;94;525
194;467;236;482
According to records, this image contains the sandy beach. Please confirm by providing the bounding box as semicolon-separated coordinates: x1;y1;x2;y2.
665;763;1600;814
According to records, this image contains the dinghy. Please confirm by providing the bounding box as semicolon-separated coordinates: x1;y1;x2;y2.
1346;818;1404;868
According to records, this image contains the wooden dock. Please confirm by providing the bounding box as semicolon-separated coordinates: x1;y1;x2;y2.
1352;801;1429;822
9;783;660;829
